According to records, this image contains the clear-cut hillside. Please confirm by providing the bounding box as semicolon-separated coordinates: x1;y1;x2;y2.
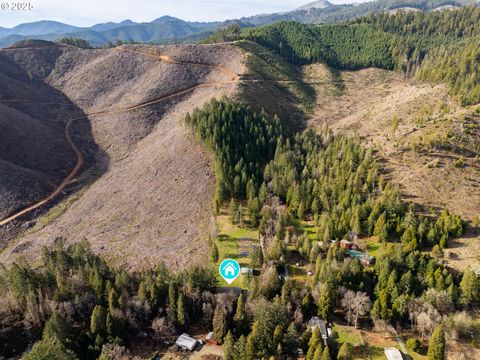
305;64;480;222
0;40;244;270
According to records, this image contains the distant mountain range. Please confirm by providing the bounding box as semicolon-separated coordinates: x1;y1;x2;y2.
0;0;476;47
0;16;220;47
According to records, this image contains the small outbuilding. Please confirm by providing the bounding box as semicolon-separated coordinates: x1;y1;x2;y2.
241;267;253;275
340;239;354;250
175;333;198;351
384;347;403;360
205;332;217;345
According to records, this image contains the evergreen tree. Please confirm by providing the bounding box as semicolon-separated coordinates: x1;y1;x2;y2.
460;268;479;307
337;342;353;360
229;198;239;223
428;324;445;360
43;312;73;345
318;283;334;321
213;304;226;343
246;320;265;360
321;346;332;360
234;293;248;335
272;324;282;344
177;292;186;329
302;292;316;318
24;337;78;360
210;242;219;264
374;212;388;242
401;226;418;251
313;345;323;360
306;327;322;360
168;281;177;323
223;331;235;360
251;245;264;268
235;335;247;360
246;331;256;360
108;288;119;312
248;196;262;226
90;305;107;338
284;322;300;358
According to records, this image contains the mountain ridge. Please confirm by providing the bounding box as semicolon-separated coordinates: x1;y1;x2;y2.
0;0;476;47
295;0;334;11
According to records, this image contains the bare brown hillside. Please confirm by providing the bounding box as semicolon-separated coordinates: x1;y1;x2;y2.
0;42;93;220
0;41;244;270
305;64;480;222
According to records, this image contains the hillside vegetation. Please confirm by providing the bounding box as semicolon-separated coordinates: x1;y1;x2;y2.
234;7;480;105
0;0;474;47
184;98;466;269
303;63;480;223
0;42;244;270
1;97;478;359
239;0;473;26
1;5;479;360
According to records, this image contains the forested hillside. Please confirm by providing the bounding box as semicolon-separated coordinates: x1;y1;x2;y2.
239;0;474;26
188;98;464;253
243;22;394;69
361;7;480;104
2;98;477;360
1;5;479;360
185;99;282;208
231;6;480;105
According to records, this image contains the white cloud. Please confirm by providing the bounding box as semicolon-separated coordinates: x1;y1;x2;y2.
0;0;365;28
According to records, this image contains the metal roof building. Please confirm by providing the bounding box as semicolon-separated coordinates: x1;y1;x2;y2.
307;317;330;343
384;347;403;360
175;333;198;351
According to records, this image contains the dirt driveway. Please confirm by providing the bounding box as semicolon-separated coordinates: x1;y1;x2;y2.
189;344;223;359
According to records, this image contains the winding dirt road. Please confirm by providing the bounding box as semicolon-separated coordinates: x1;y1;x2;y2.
0;45;242;226
0;43;312;226
0;117;83;226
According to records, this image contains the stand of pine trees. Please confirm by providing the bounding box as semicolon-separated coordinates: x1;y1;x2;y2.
185;97;282;210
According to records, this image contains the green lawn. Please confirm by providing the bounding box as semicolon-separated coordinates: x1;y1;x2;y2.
297;220;318;240
366;240;384;258
334;324;424;360
409;351;428;360
334;325;363;345
214;214;258;289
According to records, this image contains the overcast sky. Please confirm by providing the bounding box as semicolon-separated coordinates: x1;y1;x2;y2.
0;0;365;28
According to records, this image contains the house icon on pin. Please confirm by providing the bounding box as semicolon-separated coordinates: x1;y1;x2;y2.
219;259;240;284
223;263;236;276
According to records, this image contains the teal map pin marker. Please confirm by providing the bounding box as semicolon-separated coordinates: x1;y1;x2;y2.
219;259;240;284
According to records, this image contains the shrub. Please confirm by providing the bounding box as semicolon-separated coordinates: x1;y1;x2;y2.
406;337;421;352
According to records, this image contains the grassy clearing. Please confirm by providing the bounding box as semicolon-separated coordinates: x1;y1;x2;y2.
214;213;258;289
335;325;363;345
298;220;318;240
334;324;424;360
365;238;388;258
288;261;310;287
334;325;383;359
283;219;315;285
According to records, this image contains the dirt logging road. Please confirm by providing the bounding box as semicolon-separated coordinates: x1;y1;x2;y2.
0;117;84;226
0;45;244;226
